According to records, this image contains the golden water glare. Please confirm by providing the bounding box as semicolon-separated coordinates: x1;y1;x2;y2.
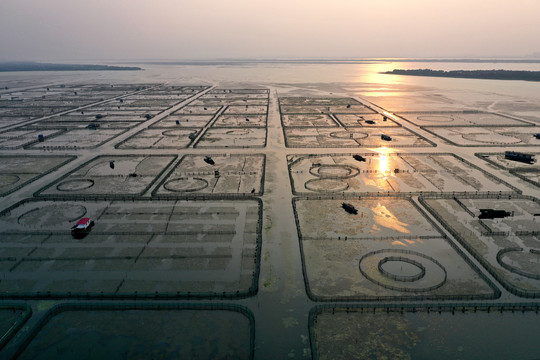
374;146;395;179
372;203;411;234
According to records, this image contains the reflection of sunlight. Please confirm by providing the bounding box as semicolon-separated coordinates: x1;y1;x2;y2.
372;147;394;178
354;62;402;86
379;152;389;176
392;239;418;247
350;61;429;97
372;203;410;234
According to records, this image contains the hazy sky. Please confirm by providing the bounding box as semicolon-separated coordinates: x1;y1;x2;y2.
1;0;539;61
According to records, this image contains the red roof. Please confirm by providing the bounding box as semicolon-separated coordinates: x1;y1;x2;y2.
76;218;91;225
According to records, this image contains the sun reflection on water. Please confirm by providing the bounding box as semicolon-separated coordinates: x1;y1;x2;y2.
392;238;420;247
379;152;389;177
353;62;403;86
372;203;410;234
373;146;395;178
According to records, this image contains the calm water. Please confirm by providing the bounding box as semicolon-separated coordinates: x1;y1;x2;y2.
315;310;540;360
2;60;540;99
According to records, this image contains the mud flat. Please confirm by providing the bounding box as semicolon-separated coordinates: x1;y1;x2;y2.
153;154;265;197
118;121;268;151
200;89;269;106
311;307;540;360
57;114;148;122
0;199;261;297
334;113;400;127
28;128;128;150
0;106;74;118
192;98;267;106
59;85;203;119
117;128;199;149
478;152;540;188
282;114;339;127
294;197;497;301
421;195;540;297
279;97;376;117
37;155;176;197
0;84;205;150
118;88;269;149
0;128;64;149
17;305;253;360
150;114;213;128
196;128;267;148
25;120;138;130
224;105;268;115
0;73;539;358
397;111;534;127
0;155;75;196
213;114;267;128
281;104;375;114
423;126;540;146
284;127;434;148
0;84;155;122
175;105;222;115
510;169;540;188
279;97;362;106
279;96;376;115
0;117;31;129
288;153;518;195
279;96;433;148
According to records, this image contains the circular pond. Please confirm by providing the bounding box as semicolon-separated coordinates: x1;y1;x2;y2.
56;179;95;191
163;177;209;192
359;249;447;292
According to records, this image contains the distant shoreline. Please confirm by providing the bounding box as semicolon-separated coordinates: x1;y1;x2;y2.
127;58;540;66
0;62;142;72
384;69;540;81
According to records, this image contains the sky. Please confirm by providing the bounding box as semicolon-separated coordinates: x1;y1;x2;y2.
1;0;539;61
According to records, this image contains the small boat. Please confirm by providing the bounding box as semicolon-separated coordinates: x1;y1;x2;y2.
353;154;366;162
71;218;95;238
342;203;358;214
504;151;535;164
204;156;215;165
479;209;512;219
